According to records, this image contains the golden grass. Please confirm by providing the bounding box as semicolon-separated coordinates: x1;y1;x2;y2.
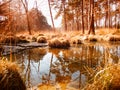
17;35;30;43
29;48;47;62
71;36;82;44
37;84;56;90
0;59;26;90
0;35;30;44
0;36;19;44
83;64;120;90
109;35;120;42
1;28;118;44
87;35;98;42
49;38;70;48
26;36;36;42
36;83;79;90
103;35;120;42
96;28;120;35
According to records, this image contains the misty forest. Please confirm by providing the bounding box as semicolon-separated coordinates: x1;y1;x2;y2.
0;0;120;90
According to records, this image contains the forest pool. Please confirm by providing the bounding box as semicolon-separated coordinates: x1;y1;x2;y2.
6;42;120;89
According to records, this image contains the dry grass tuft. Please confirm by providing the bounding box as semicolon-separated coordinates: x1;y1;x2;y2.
71;36;82;44
0;35;30;44
26;36;37;42
103;35;120;42
0;60;26;90
17;35;29;43
0;36;19;44
49;38;70;48
37;36;47;43
83;64;120;90
88;35;98;42
109;35;120;42
31;36;37;42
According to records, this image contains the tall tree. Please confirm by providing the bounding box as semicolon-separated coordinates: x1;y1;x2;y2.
88;0;95;35
20;0;32;35
28;8;51;30
81;0;84;34
50;0;120;31
62;0;67;31
108;0;110;28
48;0;55;30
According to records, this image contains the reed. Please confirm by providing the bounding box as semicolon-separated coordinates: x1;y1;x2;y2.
83;64;120;90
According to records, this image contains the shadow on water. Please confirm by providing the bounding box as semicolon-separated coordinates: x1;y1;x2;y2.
6;43;120;89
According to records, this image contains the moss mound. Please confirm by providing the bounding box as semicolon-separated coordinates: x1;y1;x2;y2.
49;38;70;48
17;35;29;43
37;36;47;43
0;60;26;90
31;36;37;42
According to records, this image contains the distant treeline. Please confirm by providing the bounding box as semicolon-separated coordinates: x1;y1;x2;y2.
0;0;51;34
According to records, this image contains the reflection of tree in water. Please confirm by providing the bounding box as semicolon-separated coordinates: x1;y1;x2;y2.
27;48;47;62
24;48;47;87
49;44;120;89
9;44;120;89
102;46;119;66
49;48;61;57
12;48;47;88
110;46;119;63
9;48;47;63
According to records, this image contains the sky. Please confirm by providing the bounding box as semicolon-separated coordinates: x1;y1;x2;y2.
28;0;61;28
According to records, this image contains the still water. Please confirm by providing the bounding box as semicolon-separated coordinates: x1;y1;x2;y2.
7;42;120;89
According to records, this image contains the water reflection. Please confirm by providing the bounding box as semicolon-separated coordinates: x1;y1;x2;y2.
9;43;120;89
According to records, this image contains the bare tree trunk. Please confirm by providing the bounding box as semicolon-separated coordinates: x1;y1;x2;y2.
86;9;89;30
88;0;91;31
105;11;108;28
98;7;101;28
118;14;120;29
96;21;97;28
114;0;117;29
81;0;84;34
88;0;95;35
48;0;55;31
26;12;31;34
108;0;110;28
115;14;117;28
88;7;90;30
72;6;75;30
76;8;79;30
62;0;67;31
21;0;32;35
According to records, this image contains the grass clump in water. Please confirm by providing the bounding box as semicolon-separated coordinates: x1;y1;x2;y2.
0;59;26;90
37;36;47;43
49;38;70;49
